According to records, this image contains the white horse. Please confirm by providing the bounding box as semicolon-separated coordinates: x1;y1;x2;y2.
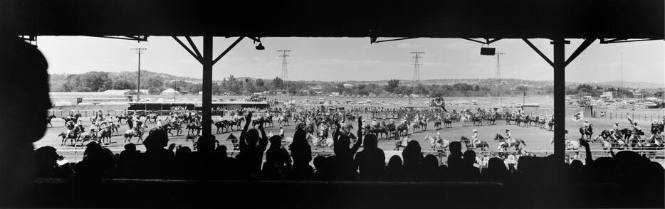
123;127;144;144
283;136;293;146
309;134;333;148
460;113;471;126
565;140;580;150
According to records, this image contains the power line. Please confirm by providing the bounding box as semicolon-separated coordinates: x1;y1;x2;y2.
130;47;146;101
411;51;424;84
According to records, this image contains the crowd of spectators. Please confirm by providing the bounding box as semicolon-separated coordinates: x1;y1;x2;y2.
34;113;664;186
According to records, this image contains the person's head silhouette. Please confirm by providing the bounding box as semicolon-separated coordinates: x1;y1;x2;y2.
197;135;216;153
0;36;50;202
268;135;282;148
143;129;169;151
245;129;260;147
124;143;137;152
363;134;378;150
450;141;462;156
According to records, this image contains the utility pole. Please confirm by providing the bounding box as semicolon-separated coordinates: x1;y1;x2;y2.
620;52;624;100
173;80;178;102
496;52;505;105
522;85;528;110
277;50;290;93
496;52;505;79
131;47;147;102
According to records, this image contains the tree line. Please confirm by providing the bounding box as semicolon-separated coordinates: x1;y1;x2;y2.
50;71;662;98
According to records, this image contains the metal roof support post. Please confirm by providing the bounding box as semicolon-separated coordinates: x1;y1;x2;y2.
552;37;566;163
202;35;213;138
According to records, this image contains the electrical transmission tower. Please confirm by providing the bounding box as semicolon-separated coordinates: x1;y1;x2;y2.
411;52;424;84
130;47;147;101
277;50;290;90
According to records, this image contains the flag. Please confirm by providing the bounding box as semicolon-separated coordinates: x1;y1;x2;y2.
572;111;584;122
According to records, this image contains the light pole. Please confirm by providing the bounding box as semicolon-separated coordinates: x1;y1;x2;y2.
131;47;147;102
496;52;505;105
521;84;528;110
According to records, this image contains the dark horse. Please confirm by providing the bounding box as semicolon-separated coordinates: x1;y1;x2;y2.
46;115;56;128
579;125;593;140
460;136;489;151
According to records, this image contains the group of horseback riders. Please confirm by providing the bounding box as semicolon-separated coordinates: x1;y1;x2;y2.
588;116;665;150
418;128;527;159
58;112;121;146
504;110;555;130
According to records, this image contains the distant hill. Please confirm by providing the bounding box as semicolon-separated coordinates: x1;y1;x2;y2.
591;81;664;89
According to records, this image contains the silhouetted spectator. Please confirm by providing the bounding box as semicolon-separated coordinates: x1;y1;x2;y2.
482;157;508;182
447;141;463;169
385;155;405;181
116;143;140;178
236;112;268;178
313;155;330;180
331;118;362;180
0;35;51;203
354;134;385;181
191;135;220;179
402;140;423;180
213;145;238;179
289;129;313;180
461;150;480;180
263;135;292;179
173;146;194;179
138;129;175;179
420;154;440;181
76;142;114;180
34;146;63;177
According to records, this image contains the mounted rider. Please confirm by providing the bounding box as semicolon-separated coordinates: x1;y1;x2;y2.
505;128;515;146
66;120;75;130
471;129;480;148
612;122;620;133
627;115;643;135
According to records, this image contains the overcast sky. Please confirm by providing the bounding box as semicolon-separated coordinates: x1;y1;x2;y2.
37;36;664;84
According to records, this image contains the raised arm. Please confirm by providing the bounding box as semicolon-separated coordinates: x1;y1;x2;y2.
351;116;363;153
579;137;592;166
258;117;268;149
239;112;253;151
333;119;341;143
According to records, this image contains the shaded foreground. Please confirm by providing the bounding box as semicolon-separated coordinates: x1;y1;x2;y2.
17;178;665;208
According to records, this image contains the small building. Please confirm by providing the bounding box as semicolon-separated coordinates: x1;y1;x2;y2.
102;89;132;96
520;103;540;116
600;91;613;100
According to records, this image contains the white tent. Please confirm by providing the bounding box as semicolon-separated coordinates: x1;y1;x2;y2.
160;88;179;95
